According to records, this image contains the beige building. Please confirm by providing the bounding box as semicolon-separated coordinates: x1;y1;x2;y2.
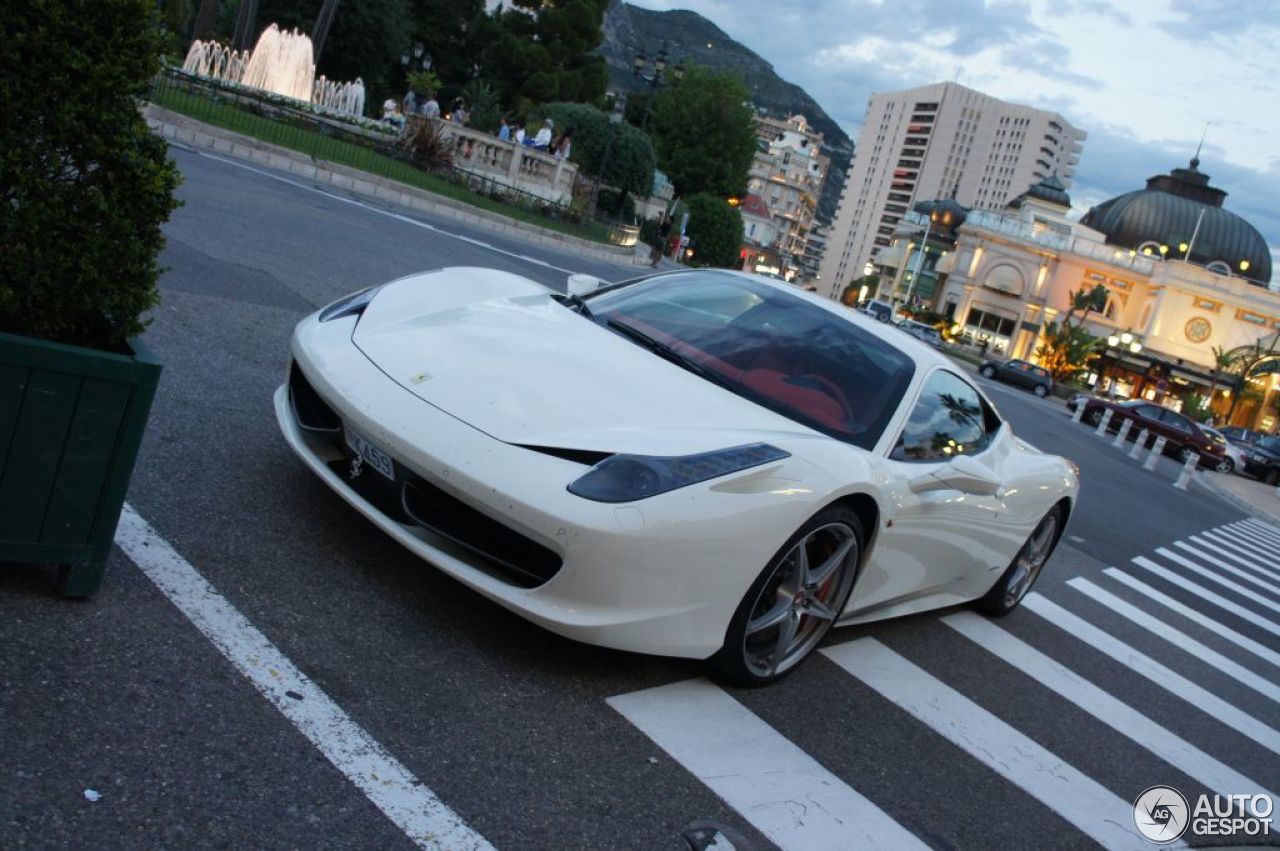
878;161;1280;431
746;114;828;279
819;81;1086;299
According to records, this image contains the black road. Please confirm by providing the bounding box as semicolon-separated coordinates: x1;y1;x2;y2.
3;146;1274;851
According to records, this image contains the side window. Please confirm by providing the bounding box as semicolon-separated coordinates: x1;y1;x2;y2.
891;371;991;462
1134;405;1163;420
1157;410;1192;433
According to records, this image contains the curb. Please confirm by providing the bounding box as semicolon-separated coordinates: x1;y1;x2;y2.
143;104;651;267
1195;471;1280;526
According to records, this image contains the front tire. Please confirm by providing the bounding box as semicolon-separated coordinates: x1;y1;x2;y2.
1177;446;1196;464
1214;457;1234;474
980;365;996;378
1085;408;1103;427
711;508;864;686
976;506;1062;616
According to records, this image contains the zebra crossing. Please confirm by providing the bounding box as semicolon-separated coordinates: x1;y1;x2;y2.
608;518;1280;850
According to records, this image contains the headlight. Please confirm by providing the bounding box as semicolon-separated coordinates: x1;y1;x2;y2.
319;284;386;322
567;443;790;503
1065;459;1081;478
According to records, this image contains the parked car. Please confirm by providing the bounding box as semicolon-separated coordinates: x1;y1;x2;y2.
1219;426;1268;446
856;298;894;323
1239;436;1280;485
978;359;1054;398
1202;426;1245;475
896;318;945;349
1078;399;1230;471
277;267;1079;685
1065;391;1103;413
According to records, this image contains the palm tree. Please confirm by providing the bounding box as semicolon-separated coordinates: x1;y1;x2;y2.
1206;344;1235;412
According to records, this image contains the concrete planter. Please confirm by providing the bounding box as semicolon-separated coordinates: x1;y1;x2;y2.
0;331;161;596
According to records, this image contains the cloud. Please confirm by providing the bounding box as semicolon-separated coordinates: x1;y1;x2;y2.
1159;0;1280;41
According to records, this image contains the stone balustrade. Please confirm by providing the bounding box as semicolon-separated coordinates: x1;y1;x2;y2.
435;121;576;205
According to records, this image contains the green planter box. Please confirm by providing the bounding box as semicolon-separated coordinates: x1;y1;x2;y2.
0;331;161;596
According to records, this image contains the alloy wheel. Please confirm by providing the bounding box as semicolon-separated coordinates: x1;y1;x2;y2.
741;522;858;679
1003;513;1059;608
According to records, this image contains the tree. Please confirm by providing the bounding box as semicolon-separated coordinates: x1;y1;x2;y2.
481;0;608;112
543;102;656;197
1206;343;1235;406
1223;335;1280;423
406;0;486;101
650;67;757;198
1;0;182;349
1035;322;1104;383
684;193;744;269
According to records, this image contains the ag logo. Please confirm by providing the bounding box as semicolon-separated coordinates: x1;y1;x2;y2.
1134;785;1189;843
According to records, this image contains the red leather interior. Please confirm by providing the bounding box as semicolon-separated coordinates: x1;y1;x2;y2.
742;369;847;431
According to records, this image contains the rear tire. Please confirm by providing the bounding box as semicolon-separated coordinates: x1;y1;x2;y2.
1033;384;1049;398
1085;408;1103;427
976;506;1062;617
1267;469;1280;486
980;365;996;378
711;507;864;687
1177;446;1196;464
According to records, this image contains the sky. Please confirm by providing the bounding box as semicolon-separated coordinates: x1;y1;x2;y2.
629;0;1280;284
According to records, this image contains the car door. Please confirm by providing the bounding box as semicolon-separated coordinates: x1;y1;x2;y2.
1007;361;1031;388
1156;409;1202;453
848;369;1017;617
1125;403;1165;438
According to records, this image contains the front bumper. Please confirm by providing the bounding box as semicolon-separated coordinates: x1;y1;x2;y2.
275;315;823;659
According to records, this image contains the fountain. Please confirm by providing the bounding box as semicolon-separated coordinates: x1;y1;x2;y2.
181;24;365;118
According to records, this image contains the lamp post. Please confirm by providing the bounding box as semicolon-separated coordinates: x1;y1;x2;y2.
633;45;684;130
591;93;627;219
1103;331;1142;397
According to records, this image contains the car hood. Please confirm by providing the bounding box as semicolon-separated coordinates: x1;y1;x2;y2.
350;269;824;455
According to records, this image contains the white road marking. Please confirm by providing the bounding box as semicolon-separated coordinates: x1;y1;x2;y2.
1022;594;1280;755
1130;557;1280;638
1103;567;1280;669
1192;532;1280;583
114;505;493;851
193;150;580;275
822;639;1149;850
941;611;1274;798
1225;521;1280;553
607;679;926;851
1065;578;1280;702
1156;547;1280;611
1239;518;1280;544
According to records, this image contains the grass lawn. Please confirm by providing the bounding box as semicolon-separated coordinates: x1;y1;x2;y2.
150;83;611;244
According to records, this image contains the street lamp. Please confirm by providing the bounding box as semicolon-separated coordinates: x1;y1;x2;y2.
591;93;627;218
633;45;684;129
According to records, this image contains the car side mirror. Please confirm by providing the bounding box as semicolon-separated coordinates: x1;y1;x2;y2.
566;273;604;297
909;454;1006;497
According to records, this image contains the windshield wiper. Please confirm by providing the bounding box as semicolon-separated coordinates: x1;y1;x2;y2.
552;292;596;320
604;318;727;386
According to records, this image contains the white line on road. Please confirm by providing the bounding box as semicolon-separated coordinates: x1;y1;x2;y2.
1066;578;1280;702
1170;541;1280;596
1022;594;1280;755
1227;521;1280;552
1239;518;1280;544
607;679;927;851
1193;531;1280;583
1103;568;1280;669
822;638;1150;850
114;505;493;851
193;150;580;276
1130;557;1280;638
941;611;1274;798
1156;547;1280;611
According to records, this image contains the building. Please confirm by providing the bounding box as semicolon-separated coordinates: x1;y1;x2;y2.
876;160;1280;431
818;82;1086;299
745;114;828;280
739;193;782;276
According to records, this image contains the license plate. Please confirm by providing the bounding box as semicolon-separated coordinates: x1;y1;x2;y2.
344;425;395;481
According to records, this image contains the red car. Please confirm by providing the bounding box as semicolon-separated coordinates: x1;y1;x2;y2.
1079;399;1230;471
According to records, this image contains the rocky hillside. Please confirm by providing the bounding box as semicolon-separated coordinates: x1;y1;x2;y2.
599;1;852;223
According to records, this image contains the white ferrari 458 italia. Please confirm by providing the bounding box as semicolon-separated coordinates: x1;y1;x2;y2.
275;267;1078;685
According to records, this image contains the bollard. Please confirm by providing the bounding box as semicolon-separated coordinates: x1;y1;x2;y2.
1094;408;1114;437
1072;402;1086;423
1128;428;1149;460
1173;450;1198;490
1144;436;1167;471
1112;418;1133;449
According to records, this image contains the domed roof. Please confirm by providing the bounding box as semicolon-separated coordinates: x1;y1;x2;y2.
1009;173;1071;210
1080;159;1271;286
913;196;969;230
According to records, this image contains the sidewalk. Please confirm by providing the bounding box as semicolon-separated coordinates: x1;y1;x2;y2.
144;104;653;268
1198;471;1280;528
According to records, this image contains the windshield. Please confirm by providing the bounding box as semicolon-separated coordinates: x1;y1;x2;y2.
1257;437;1280;453
587;271;916;448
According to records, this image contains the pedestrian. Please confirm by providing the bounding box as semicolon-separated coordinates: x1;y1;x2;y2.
421;92;440;119
513;122;525;145
651;214;672;267
554;130;572;159
497;116;510;141
402;88;416;115
533;119;553;150
451;98;469;125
